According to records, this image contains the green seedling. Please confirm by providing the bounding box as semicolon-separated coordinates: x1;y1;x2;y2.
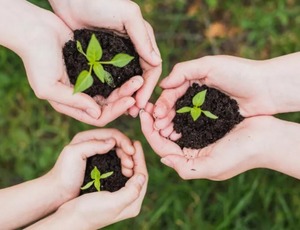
81;166;114;192
177;89;218;121
74;33;134;93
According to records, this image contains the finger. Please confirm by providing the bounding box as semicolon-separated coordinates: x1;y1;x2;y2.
169;131;182;141
144;20;161;57
145;102;154;114
159;59;210;89
99;96;136;125
159;122;174;138
106;76;144;103
135;63;162;109
116;148;134;169
67;139;116;160
132;141;148;176
154;109;176;130
128;105;140;118
47;82;101;119
112;173;146;207
70;129;135;155
122;5;161;66
153;82;189;119
139;109;182;157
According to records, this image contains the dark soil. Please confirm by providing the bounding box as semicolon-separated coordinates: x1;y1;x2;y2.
63;29;142;98
173;84;244;149
80;150;128;194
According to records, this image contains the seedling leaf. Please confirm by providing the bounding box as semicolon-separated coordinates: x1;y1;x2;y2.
191;107;201;121
203;110;218;119
100;171;114;179
81;181;94;190
177;107;192;113
93;63;105;83
104;70;116;88
192;90;207;107
94;179;101;192
76;40;86;57
87;34;102;63
91;166;100;180
109;53;134;67
73;70;93;94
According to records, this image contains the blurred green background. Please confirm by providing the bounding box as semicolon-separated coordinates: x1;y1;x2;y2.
1;0;300;229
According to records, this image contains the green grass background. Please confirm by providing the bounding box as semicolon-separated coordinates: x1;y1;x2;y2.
1;0;300;229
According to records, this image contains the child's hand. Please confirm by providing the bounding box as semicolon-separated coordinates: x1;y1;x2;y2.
27;141;148;230
49;0;162;115
48;129;136;202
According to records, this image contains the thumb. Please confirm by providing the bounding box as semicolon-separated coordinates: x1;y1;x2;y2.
113;174;146;207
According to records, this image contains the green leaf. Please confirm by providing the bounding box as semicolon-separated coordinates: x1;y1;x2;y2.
76;40;86;57
73;70;93;94
108;53;134;67
91;166;101;180
81;180;94;190
191;107;201;121
203;110;218;119
94;179;101;192
176;107;192;113
100;171;114;179
192;90;207;107
104;70;116;88
87;34;102;63
93;63;105;83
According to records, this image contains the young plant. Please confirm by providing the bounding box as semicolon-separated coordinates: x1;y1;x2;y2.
81;166;113;192
74;33;134;93
177;89;218;121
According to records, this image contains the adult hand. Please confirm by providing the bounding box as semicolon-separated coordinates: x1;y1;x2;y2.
153;56;275;130
27;141;148;230
48;129;136;201
49;0;162;115
142;109;300;180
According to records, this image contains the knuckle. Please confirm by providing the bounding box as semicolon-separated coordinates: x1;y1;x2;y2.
128;2;141;15
131;207;141;218
34;88;47;99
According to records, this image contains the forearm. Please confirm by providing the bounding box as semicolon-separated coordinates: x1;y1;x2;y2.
258;52;300;114
262;119;300;179
26;201;88;230
0;174;68;229
0;0;57;56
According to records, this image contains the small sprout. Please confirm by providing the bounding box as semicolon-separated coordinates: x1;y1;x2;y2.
81;166;113;192
177;89;218;121
74;33;134;93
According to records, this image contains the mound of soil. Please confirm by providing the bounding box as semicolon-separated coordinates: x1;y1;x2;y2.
173;83;244;149
63;29;142;98
80;150;128;194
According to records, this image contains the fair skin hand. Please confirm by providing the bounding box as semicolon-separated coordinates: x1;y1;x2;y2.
0;128;137;229
154;53;300;130
26;141;148;230
48;0;162;117
140;106;300;180
0;0;146;126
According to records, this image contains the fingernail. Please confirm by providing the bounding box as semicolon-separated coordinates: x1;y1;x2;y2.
154;122;160;131
151;50;162;64
136;174;146;186
139;109;145;117
161;158;173;168
86;108;100;119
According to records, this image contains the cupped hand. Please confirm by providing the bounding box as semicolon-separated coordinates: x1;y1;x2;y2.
48;129;137;202
153;56;275;130
151;116;300;180
49;0;162;113
51;141;148;230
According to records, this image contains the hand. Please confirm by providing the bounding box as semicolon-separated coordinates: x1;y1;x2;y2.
48;129;136;202
153;56;276;130
27;141;148;230
49;0;162;115
142;110;300;180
